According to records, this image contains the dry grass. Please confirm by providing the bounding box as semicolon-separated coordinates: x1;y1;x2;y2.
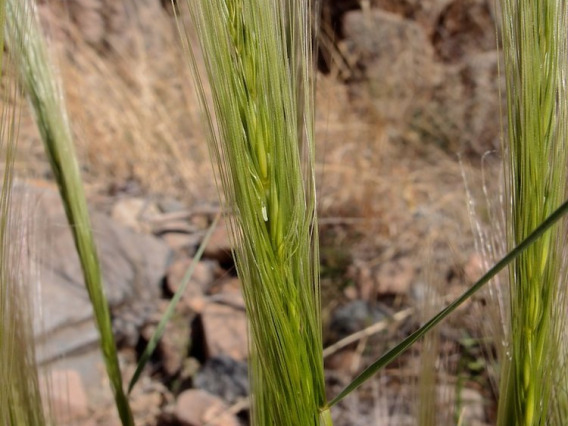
16;3;214;203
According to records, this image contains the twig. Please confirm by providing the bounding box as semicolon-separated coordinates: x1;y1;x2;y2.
323;308;414;358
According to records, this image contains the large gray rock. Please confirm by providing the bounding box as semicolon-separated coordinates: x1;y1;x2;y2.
343;10;443;130
372;0;453;34
15;181;172;364
342;5;502;156
428;51;503;155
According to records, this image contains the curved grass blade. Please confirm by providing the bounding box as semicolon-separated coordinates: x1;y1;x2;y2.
128;213;220;394
5;1;134;424
327;197;568;408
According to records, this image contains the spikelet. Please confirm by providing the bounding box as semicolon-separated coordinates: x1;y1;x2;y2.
178;1;329;424
497;1;568;424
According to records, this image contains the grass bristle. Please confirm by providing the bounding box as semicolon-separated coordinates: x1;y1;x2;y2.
178;1;328;424
0;1;48;423
497;1;568;424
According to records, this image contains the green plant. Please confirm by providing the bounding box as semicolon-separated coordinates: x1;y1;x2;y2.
496;1;568;424
178;1;568;424
5;0;134;423
177;1;329;424
5;1;568;424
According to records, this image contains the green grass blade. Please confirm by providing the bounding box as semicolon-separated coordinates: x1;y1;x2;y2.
128;213;220;394
5;1;134;424
327;197;568;408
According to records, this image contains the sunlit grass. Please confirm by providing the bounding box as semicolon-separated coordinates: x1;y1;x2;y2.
177;1;329;424
497;1;568;424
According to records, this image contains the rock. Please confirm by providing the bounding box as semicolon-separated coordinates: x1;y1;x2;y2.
203;219;234;263
14;181;171;362
429;51;502;155
161;232;199;252
329;300;387;340
166;258;216;299
157;197;188;214
347;260;374;300
128;378;172;426
199;303;248;361
459;387;486;425
185;296;208;314
343;284;358;300
339;3;501;157
111;197;158;233
324;349;361;374
41;349;114;408
372;0;453;35
42;369;89;424
349;258;415;299
175;389;239;426
207;278;246;310
141;319;191;377
343;10;443;129
432;0;496;63
34;272;99;363
370;0;493;53
375;257;415;296
113;301;160;347
208;277;241;296
148;209;204;252
193;356;249;404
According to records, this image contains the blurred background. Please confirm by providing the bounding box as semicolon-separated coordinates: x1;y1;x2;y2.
14;1;503;425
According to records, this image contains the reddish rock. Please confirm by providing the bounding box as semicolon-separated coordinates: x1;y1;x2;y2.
186;296;208;314
166;258;215;299
375;258;415;296
141;320;190;377
203;219;234;262
325;349;361;374
161;233;189;251
175;389;238;426
208;278;246;310
201;303;248;361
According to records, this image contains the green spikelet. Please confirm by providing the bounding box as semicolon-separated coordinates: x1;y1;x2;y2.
497;1;568;424
178;1;328;424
